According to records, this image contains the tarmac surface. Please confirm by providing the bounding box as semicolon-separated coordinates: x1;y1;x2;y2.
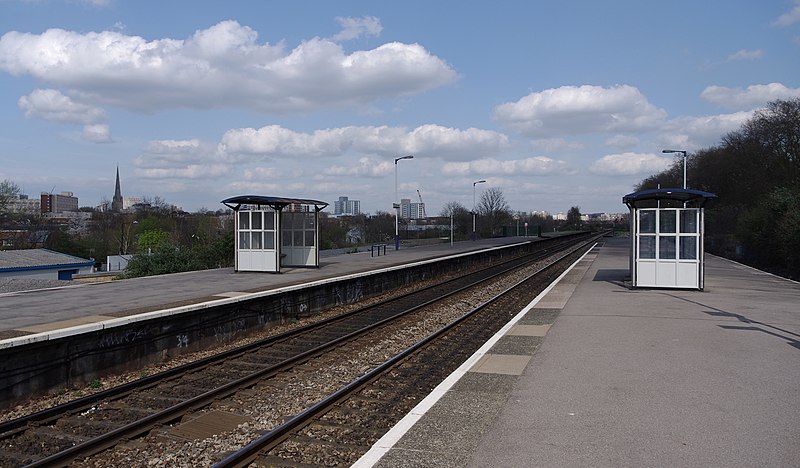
0;238;527;340
356;236;800;468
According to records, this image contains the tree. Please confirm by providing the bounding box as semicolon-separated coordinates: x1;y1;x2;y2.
0;179;21;218
440;201;471;240
566;206;582;231
635;98;800;279
476;187;512;237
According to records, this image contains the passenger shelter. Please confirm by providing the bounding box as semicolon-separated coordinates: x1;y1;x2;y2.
623;188;716;290
221;195;329;273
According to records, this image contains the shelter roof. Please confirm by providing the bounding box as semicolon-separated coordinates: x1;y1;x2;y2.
0;249;94;272
221;195;329;211
623;188;717;208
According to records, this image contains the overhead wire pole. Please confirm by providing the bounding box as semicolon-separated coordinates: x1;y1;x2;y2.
472;179;486;241
394;155;414;250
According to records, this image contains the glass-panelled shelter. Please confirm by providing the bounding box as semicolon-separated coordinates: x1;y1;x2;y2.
222;195;329;273
623;188;716;290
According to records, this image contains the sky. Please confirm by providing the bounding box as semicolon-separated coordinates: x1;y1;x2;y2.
1;1;799;216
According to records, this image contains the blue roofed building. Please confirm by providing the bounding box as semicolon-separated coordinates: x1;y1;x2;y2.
0;249;94;281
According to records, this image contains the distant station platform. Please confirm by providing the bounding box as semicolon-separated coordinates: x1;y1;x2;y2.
0;238;528;342
357;236;800;467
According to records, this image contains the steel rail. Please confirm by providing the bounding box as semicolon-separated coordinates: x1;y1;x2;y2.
0;235;577;438
214;237;599;467
16;236;593;467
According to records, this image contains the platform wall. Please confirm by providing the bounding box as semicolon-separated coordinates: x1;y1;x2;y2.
0;240;538;407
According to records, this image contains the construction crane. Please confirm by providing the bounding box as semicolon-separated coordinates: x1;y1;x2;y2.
416;189;427;218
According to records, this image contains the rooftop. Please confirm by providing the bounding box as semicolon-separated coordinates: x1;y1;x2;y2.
0;249;94;271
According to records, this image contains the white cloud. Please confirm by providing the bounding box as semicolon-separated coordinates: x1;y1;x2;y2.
605;134;639;149
243;167;281;180
530;138;585;153
323;157;393;178
727;49;763;61
145;139;202;154
441;156;574;177
219;124;509;160
331;16;382;42
589;152;671;176
773;1;800;27
662;111;753;149
0;21;457;113
700;83;800;109
493;84;666;137
134;138;226;179
82;124;111;143
135;164;231;179
17;88;105;124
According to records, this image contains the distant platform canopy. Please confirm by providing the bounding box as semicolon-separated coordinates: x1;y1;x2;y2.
221;195;329;273
623;188;717;208
221;195;328;212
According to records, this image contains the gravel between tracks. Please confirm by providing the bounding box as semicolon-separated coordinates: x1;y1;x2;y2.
2;251;561;467
71;259;550;467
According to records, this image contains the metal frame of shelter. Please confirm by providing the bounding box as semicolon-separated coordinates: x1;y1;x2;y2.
222;195;329;273
623;188;716;290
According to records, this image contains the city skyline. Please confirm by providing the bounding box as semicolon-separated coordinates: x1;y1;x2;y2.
1;1;798;216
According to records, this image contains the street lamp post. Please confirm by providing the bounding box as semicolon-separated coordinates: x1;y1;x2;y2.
472;179;486;241
662;149;688;189
394;155;414;250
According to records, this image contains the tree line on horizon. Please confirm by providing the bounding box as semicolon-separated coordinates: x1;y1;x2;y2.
635;98;799;280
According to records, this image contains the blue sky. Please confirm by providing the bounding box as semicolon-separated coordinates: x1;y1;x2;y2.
1;0;798;215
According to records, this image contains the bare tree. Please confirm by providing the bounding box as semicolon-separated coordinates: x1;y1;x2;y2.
566;206;582;231
0;179;21;218
440;201;472;239
477;187;512;237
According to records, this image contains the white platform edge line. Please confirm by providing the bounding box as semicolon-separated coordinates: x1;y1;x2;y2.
351;243;598;468
0;242;528;349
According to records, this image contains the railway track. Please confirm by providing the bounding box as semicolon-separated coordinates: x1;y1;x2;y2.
0;233;598;467
213;236;597;467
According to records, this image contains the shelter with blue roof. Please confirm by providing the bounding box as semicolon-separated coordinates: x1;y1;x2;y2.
623;188;716;290
222;195;329;273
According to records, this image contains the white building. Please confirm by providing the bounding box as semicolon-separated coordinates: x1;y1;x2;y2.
334;196;361;216
8;195;40;216
400;198;425;219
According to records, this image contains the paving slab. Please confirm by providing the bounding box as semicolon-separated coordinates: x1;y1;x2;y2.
358;236;800;468
0;238;527;336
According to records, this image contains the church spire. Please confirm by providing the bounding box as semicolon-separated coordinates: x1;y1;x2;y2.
112;165;123;212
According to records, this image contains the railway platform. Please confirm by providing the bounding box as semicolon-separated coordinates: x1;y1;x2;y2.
0;237;526;340
357;236;800;467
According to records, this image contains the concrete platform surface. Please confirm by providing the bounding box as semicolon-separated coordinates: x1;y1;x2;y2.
0;238;526;339
358;236;800;468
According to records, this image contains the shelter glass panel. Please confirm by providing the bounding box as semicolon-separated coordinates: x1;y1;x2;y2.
293;230;304;246
680;210;698;233
304;213;315;229
305;230;315;247
659;236;676;259
251;232;262;250
264;211;275;230
239;232;250;249
680;236;697;260
252;211;262;230
639;210;656;233
282;230;291;246
639;236;656;259
660;210;676;233
264;232;275;250
292;213;303;229
239;211;250;230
